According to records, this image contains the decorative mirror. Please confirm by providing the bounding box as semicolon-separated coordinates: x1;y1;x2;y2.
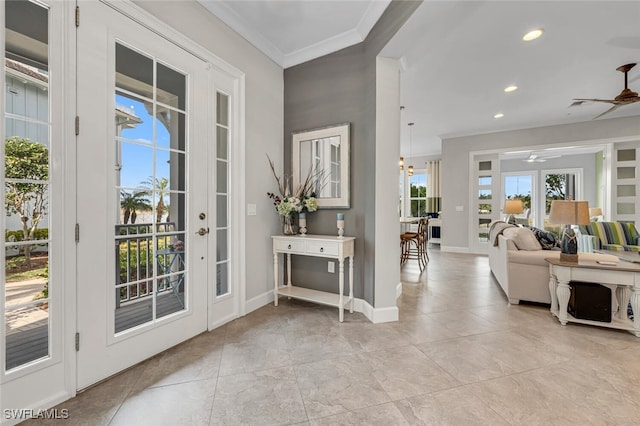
292;123;350;208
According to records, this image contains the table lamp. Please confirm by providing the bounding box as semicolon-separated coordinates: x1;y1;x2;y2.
589;207;602;222
548;200;590;263
504;199;524;225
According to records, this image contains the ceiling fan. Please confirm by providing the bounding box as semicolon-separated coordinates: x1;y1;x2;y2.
523;153;560;163
571;63;640;119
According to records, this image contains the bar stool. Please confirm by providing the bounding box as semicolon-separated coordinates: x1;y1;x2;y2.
400;217;429;270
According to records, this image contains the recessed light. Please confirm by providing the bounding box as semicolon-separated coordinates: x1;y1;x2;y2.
494;113;504;119
504;85;518;93
523;29;543;41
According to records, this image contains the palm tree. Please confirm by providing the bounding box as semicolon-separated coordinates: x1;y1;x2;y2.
141;176;170;222
120;190;152;224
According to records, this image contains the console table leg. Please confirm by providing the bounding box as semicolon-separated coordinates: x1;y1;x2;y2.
557;280;571;325
349;256;354;314
339;259;345;322
631;285;640;337
273;252;278;307
616;286;631;320
548;272;558;314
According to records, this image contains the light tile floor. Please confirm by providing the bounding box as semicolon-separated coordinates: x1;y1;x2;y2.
27;249;640;425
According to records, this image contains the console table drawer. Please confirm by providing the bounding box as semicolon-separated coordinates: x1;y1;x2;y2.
274;239;305;252
306;241;339;256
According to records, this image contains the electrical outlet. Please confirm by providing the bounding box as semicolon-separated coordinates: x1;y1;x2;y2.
328;261;335;273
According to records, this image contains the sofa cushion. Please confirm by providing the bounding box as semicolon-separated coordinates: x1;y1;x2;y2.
527;226;560;250
502;227;542;251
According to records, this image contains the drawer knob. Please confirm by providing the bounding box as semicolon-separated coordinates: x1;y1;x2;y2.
320;247;324;252
288;244;292;249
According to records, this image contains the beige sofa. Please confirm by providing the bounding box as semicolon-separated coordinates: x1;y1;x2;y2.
488;222;618;305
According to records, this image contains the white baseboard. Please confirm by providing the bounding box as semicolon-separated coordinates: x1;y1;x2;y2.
245;290;398;323
245;289;275;315
441;245;470;253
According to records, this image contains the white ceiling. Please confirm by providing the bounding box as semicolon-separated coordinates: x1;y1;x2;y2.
199;0;640;158
196;0;391;68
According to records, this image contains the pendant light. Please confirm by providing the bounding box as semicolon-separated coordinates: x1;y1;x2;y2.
407;122;414;176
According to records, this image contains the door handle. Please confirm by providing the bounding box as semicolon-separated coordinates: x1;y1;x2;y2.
196;227;209;236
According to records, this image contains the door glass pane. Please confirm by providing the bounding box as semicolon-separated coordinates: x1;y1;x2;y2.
4;0;51;371
617;149;636;162
216;93;230;297
114;43;188;333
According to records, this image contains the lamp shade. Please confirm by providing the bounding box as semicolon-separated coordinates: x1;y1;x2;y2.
589;207;602;217
548;200;590;225
503;199;524;215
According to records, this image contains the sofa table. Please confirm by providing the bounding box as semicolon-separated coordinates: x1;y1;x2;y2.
546;258;640;337
272;235;355;322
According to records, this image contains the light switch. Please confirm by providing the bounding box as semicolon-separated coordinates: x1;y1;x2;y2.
456;205;464;212
247;203;257;216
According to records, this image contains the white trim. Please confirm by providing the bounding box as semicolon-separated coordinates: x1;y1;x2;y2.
249;291;399;323
245;290;275;315
396;282;403;299
195;0;391;69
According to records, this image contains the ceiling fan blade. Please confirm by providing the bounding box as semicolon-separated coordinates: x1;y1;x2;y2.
572;98;616;104
592;104;623;120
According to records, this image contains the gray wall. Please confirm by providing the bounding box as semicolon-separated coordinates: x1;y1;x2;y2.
441;115;640;251
283;0;421;305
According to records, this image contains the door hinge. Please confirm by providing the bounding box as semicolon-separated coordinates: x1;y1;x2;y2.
75;223;80;243
75;332;80;351
75;116;80;135
75;6;80;27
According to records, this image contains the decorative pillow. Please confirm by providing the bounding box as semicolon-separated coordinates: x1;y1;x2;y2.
502;227;542;251
527;227;560;250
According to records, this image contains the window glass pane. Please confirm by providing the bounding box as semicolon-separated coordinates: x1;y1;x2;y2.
5;0;51;371
116;92;151;145
156;149;186;192
617;149;636;162
479;161;491;171
617;185;636;197
217;195;228;228
478;176;491;186
120;142;154;190
116;44;153;100
479;189;492;199
217;263;228;297
217;92;228;126
617;203;635;215
156;62;185;111
217;229;228;262
155;110;185;150
217;126;228;160
617;167;635;179
217;160;227;193
479;204;491;214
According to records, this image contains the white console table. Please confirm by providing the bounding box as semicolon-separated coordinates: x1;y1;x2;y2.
272;234;355;322
546;257;640;337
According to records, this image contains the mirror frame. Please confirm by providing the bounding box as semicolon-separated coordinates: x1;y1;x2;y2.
292;123;350;208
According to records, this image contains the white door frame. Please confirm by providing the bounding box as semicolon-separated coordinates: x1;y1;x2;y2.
101;0;246;330
0;0;77;419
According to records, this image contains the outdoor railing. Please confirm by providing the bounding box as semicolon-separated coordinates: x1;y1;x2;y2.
115;222;179;307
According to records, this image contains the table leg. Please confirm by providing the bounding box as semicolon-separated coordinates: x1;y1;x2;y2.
557;279;571;325
286;253;292;288
616;286;631;320
349;255;354;314
631;284;640;337
339;258;344;322
273;252;278;307
548;270;558;314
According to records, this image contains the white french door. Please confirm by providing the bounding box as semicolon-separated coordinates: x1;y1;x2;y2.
76;1;212;389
